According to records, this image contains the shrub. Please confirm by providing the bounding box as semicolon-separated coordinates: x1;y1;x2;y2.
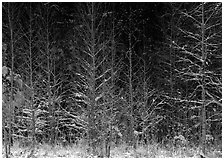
173;135;188;147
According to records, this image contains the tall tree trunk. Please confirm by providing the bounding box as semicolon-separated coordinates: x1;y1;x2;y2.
73;2;119;155
106;5;116;157
128;6;134;147
8;2;14;155
43;4;55;145
88;2;97;153
200;2;206;154
28;3;36;152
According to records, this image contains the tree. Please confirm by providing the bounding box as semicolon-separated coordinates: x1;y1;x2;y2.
34;2;61;145
170;2;222;154
26;3;36;152
115;4;142;147
159;2;186;141
2;2;23;157
69;2;119;155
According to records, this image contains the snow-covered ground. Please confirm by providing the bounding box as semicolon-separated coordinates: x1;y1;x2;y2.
2;141;222;158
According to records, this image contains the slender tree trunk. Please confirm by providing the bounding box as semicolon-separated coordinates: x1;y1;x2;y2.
3;120;9;157
28;3;36;152
169;6;174;99
201;2;206;154
8;2;14;155
107;5;116;157
44;7;55;145
100;26;107;157
128;6;134;147
88;2;97;154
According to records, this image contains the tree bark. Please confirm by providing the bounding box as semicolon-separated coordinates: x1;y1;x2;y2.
200;2;206;154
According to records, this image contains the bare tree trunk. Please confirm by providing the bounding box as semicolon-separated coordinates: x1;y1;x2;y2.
3;120;9;158
169;5;174;100
88;2;97;154
106;5;116;157
28;3;36;156
200;2;206;154
128;6;134;147
8;2;14;155
28;3;36;152
39;3;55;145
100;26;107;157
142;19;150;145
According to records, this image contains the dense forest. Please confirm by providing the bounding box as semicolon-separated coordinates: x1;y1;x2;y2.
2;2;222;158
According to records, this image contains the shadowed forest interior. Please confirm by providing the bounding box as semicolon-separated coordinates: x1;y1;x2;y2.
2;2;222;158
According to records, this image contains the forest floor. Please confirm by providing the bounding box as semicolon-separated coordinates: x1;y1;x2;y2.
2;141;222;158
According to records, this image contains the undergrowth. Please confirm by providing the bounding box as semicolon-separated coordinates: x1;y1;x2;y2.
2;140;222;158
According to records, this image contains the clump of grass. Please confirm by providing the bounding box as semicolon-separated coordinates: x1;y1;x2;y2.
110;143;129;157
134;145;149;157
